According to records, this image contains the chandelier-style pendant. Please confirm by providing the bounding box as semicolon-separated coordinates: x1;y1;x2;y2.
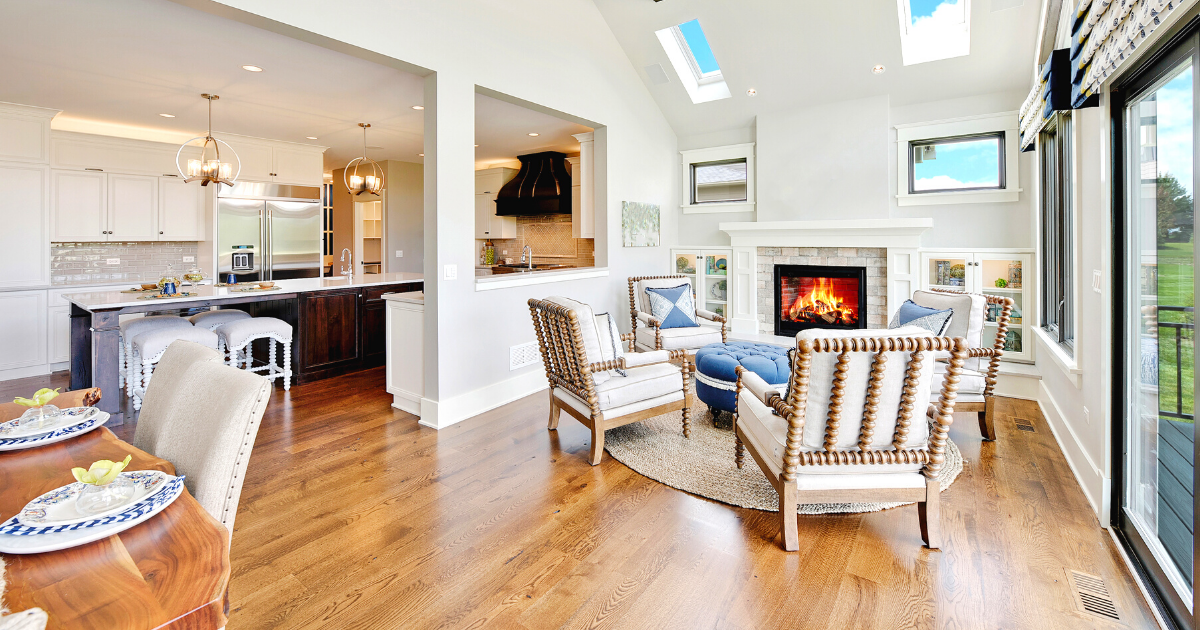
175;94;240;187
344;123;385;196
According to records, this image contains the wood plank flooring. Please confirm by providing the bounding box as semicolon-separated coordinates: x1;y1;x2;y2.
0;369;1160;629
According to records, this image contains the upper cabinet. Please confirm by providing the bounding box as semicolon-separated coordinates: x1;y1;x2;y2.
571;132;595;239
222;134;326;186
158;176;203;241
0;103;57;164
475;168;518;240
0;103;57;290
51;170;107;242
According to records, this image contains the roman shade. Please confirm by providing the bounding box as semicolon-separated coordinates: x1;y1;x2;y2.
1070;0;1182;108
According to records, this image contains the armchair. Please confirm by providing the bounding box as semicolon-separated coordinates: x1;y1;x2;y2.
529;296;694;465
734;328;967;551
627;275;726;352
910;288;1013;441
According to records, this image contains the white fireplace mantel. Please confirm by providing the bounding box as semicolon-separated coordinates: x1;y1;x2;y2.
718;218;933;335
719;218;932;249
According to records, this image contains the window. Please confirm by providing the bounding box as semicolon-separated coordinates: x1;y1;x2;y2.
655;19;731;104
322;182;334;257
692;159;748;204
1040;113;1073;352
895;0;971;66
909;132;1005;194
680;143;755;213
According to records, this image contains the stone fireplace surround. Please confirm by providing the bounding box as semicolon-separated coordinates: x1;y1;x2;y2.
718;219;933;337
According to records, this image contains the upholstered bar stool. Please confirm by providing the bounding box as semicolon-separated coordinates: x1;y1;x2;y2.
216;317;293;390
130;327;219;410
189;308;251;331
121;315;193;397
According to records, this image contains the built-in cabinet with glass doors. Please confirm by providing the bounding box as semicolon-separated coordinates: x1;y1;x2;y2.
919;250;1033;363
670;249;731;324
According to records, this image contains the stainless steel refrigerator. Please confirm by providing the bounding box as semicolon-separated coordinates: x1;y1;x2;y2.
216;183;322;281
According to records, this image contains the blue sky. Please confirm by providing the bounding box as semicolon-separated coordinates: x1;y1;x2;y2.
1152;65;1194;195
913;138;1000;190
910;0;953;20
678;20;720;74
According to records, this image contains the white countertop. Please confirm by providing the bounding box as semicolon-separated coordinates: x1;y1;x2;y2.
383;291;424;305
64;272;424;311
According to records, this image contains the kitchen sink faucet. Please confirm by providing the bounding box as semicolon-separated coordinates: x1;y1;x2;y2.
340;248;353;278
521;245;533;270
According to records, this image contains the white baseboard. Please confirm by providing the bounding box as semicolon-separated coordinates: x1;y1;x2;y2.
419;369;549;430
1036;380;1110;523
391;390;421;415
0;364;52;382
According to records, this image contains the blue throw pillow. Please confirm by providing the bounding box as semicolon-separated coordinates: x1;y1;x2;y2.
646;284;699;329
889;299;953;335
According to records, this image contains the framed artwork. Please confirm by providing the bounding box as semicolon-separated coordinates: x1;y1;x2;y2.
621;201;660;247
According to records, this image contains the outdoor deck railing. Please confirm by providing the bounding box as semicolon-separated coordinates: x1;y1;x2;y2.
1159;305;1195;421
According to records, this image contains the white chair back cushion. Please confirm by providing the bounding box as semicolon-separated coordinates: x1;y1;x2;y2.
635;277;693;314
545;296;610;384
910;290;987;370
794;326;935;451
133;341;224;454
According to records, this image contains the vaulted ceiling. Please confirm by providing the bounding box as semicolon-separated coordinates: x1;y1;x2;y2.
592;0;1042;138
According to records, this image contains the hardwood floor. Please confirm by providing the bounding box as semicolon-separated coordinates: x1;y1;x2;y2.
0;369;1159;628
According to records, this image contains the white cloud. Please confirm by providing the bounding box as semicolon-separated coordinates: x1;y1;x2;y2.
914;175;997;191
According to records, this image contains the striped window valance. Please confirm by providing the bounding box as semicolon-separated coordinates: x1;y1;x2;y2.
1018;74;1048;151
1071;0;1181;107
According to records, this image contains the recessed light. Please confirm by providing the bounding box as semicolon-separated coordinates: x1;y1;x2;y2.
418;153;424;157
242;65;263;72
306;136;318;140
528;132;539;137
474;144;479;147
411;105;424;110
159;113;175;118
746;88;757;97
872;64;886;74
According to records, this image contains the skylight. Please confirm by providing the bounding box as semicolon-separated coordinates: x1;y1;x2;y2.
655;19;731;104
896;0;971;66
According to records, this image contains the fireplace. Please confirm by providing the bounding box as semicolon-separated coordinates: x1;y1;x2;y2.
774;264;868;336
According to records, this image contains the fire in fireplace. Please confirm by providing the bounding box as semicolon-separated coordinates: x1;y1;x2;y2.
774;264;867;336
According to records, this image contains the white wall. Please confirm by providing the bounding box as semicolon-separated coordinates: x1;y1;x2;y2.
193;0;680;425
384;160;423;273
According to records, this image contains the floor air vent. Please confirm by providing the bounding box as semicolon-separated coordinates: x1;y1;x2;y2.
1066;569;1121;622
1014;418;1035;432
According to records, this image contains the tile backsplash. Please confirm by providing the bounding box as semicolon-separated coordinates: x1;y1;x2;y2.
51;242;199;286
480;215;595;267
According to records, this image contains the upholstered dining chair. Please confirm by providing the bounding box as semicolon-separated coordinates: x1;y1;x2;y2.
910;288;1013;441
734;328;967;551
132;340;270;537
627;275;726;352
529;296;694;465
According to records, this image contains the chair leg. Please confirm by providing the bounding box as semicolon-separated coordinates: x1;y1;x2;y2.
589;421;605;466
118;337;125;389
918;477;941;549
979;396;997;441
283;340;292;391
734;417;745;469
779;484;799;551
547;390;561;430
680;357;692;439
134;362;152;411
126;345;137;398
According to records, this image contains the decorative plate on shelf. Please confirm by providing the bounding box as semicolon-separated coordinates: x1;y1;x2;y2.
17;471;171;527
0;407;100;440
0;411;109;452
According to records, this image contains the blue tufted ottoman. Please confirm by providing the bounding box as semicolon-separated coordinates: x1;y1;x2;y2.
693;342;791;429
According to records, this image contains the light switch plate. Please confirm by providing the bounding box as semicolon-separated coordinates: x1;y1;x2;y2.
183;256;195;263
106;258;120;265
444;264;458;280
1092;270;1102;293
396;250;403;258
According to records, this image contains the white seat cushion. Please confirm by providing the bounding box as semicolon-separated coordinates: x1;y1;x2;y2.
634;325;723;351
189;309;251;331
930;362;986;396
555;389;684;420
133;327;219;362
216;317;293;350
553;361;684;417
120;315;191;338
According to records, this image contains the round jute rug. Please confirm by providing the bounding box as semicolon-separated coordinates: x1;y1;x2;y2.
603;400;964;515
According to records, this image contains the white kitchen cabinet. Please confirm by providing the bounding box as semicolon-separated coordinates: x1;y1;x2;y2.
0;162;50;289
224;134;325;186
570;132;595;239
474;168;517;240
920;249;1033;363
108;174;158;241
0;103;57;164
272;145;324;185
158;176;203;240
49;304;70;364
670;248;732;322
229;139;275;182
385;293;424;416
0;290;48;373
51;169;107;242
50;131;195;177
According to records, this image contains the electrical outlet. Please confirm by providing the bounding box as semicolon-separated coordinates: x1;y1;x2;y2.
510;342;539;370
443;264;458;280
395;250;403;258
106;258;120;265
1092;270;1102;293
1083;406;1091;425
502;250;508;255
182;256;195;263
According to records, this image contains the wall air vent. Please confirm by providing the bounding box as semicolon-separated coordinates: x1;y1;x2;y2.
510;342;540;370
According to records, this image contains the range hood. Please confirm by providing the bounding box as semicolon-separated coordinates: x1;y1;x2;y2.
495;151;572;216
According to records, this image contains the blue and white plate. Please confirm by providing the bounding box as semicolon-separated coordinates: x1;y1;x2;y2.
0;406;99;439
0;476;185;554
0;410;109;452
17;470;171;527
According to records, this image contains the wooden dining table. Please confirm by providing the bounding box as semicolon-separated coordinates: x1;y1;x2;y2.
0;415;230;629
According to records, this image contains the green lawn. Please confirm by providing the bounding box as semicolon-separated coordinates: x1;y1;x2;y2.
1156;240;1195;422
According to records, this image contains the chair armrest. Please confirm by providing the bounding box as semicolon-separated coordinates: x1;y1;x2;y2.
735;366;780;405
967;347;1002;358
696;309;725;323
636;311;661;328
588;349;686;374
619;332;635;342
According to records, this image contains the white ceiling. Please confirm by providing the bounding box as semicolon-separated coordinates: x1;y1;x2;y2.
0;0;588;172
591;0;1042;138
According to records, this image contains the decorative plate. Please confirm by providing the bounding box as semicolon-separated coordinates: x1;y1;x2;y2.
234;286;282;292
0;476;185;554
17;470;171;527
0;411;109;452
0;407;100;440
120;288;159;294
137;292;196;300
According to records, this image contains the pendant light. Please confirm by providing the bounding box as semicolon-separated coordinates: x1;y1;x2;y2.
344;123;385;196
175;94;240;187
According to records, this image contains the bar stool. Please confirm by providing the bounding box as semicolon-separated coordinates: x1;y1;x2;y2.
216;317;293;390
130;327;219;410
189;308;251;332
121;315;192;397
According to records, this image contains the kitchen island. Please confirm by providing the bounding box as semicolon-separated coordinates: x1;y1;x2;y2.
65;272;423;424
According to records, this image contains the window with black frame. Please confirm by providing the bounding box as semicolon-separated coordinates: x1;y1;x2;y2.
1040;113;1073;353
322;182;334;257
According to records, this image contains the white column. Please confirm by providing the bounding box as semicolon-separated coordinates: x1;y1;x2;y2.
887;248;919;319
730;246;758;333
571;132;594;239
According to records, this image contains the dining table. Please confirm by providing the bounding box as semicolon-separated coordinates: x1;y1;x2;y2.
0;406;230;629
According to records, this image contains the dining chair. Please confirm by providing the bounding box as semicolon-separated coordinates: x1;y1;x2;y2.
132;340;270;536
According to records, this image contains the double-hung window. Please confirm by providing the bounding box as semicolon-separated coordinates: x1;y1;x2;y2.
1040;113;1073;352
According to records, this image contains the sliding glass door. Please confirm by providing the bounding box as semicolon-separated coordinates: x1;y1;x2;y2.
1119;28;1198;628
